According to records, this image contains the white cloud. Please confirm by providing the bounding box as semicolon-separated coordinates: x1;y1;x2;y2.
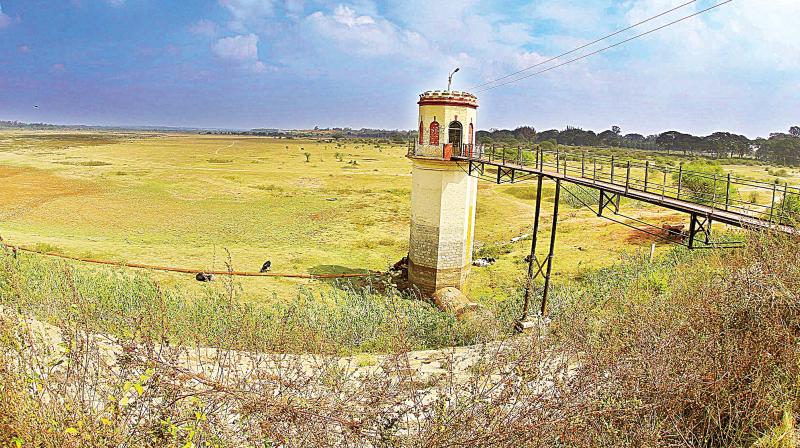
623;0;800;70
515;51;549;70
220;0;275;30
330;4;374;27
0;2;13;28
285;0;304;18
106;0;125;6
305;5;433;59
189;19;218;37
213;33;259;61
526;0;611;32
212;33;272;73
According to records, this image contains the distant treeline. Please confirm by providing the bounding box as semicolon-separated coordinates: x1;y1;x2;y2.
477;125;800;166
203;127;414;142
0;120;197;133
0;120;91;131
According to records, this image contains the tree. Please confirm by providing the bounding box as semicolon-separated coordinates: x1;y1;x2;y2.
597;130;619;147
557;127;598;146
623;133;645;142
758;135;800;166
702;132;751;158
790;126;800;138
537;129;559;142
656;131;701;154
513;126;537;143
611;125;621;135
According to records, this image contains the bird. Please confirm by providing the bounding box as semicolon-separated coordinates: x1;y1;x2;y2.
33;105;39;109
195;272;214;282
260;261;271;273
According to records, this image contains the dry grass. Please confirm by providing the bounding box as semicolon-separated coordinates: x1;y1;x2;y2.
1;231;799;446
0;130;715;304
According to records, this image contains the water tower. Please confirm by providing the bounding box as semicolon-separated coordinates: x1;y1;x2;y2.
407;89;479;295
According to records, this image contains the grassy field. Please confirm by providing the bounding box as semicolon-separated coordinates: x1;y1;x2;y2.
0;130;758;305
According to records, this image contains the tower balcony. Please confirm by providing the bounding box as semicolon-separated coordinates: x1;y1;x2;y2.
408;142;484;160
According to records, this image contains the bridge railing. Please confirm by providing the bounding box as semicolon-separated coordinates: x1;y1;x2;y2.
464;146;800;226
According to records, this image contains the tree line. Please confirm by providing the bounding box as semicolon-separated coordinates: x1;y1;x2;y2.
476;125;800;166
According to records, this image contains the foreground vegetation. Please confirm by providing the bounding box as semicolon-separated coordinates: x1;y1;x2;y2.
2;230;799;446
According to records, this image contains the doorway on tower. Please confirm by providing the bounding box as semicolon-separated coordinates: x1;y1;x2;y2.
448;121;463;155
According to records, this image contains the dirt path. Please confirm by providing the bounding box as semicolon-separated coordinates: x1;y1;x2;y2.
214;140;236;155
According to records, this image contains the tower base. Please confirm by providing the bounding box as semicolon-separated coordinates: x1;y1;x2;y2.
408;157;478;295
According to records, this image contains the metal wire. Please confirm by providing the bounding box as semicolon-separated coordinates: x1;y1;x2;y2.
476;0;734;93
472;0;699;90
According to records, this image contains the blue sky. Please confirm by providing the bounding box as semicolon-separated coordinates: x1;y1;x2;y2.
0;0;797;137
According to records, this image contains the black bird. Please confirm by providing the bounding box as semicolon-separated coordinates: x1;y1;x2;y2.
260;261;271;273
33;105;39;109
195;272;214;282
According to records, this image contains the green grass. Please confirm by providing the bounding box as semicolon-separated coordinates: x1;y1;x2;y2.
0;249;514;353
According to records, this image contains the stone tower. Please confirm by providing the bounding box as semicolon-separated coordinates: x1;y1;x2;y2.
407;90;479;295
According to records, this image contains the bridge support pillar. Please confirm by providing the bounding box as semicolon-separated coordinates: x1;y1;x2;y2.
688;214;712;249
518;176;561;328
408;158;478;296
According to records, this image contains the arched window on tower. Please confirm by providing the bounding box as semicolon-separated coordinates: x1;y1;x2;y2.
430;121;440;145
447;121;463;149
419;121;424;144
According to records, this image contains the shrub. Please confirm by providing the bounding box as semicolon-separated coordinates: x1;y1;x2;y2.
538;140;557;151
778;191;800;222
674;160;737;205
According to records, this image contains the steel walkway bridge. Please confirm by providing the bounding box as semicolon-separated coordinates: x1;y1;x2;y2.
412;143;799;327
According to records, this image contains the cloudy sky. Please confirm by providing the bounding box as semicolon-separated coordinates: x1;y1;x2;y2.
0;0;797;137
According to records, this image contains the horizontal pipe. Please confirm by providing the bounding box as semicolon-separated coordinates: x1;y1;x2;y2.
1;242;379;279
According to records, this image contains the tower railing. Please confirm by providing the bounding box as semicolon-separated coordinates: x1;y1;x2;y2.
408;142;481;159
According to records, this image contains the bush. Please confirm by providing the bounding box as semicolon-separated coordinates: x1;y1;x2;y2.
538;140;557;151
779;191;800;222
674;160;737;205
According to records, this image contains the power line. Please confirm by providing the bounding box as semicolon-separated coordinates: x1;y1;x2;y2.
472;0;699;91
476;0;733;94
